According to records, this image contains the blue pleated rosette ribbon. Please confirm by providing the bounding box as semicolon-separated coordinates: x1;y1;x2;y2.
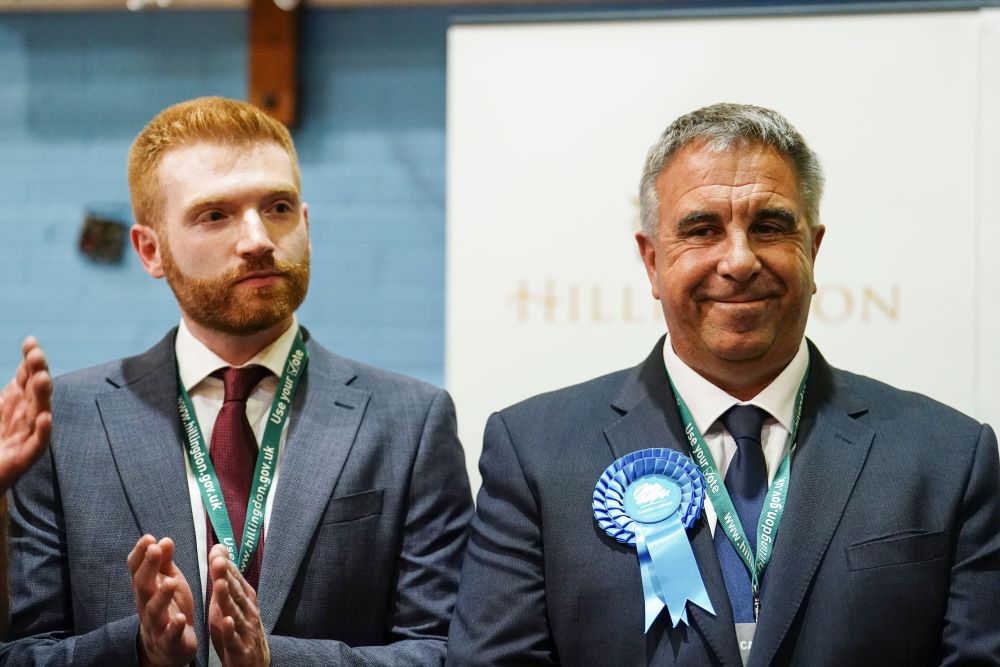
593;448;715;631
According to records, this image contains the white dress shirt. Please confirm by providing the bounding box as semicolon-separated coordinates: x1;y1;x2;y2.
661;333;809;536
175;317;298;666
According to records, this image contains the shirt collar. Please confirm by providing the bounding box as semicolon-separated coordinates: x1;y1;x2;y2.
662;333;809;434
175;316;300;392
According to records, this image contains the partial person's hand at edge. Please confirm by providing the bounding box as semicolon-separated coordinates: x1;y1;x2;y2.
0;336;52;494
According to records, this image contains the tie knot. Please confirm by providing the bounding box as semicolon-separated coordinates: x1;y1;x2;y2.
720;404;768;446
219;365;271;403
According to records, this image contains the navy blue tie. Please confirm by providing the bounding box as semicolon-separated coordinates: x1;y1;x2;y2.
713;405;768;622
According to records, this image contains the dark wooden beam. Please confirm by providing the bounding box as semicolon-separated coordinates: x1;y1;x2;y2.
248;0;299;127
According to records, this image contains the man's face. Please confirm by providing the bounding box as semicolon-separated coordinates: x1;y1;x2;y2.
139;140;310;337
636;141;824;394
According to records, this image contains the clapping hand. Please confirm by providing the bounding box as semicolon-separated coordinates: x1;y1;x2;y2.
208;544;270;667
128;535;198;667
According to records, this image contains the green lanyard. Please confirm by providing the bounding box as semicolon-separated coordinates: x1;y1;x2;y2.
668;366;808;620
177;331;308;573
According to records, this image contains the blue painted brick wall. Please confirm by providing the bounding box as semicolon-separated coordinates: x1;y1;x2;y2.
0;9;451;386
297;10;450;384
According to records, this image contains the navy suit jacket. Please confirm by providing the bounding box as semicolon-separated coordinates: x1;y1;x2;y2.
3;329;473;666
447;339;1000;666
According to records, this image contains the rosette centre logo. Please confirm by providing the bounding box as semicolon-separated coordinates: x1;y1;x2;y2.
633;481;670;506
625;476;682;523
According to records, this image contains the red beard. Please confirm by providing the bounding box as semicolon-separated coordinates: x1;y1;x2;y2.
160;244;310;337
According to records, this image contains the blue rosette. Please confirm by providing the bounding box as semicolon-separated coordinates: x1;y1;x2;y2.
594;448;715;631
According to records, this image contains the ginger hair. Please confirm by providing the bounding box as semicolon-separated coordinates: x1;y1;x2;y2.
127;97;300;228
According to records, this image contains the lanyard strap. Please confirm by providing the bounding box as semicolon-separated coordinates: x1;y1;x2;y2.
177;331;309;573
668;366;808;609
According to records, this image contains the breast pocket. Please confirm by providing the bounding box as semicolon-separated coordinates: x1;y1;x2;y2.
846;529;948;571
319;488;384;526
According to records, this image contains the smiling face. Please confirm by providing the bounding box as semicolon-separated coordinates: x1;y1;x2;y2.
636;141;824;398
134;140;310;338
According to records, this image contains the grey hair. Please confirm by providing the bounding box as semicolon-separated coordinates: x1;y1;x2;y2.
638;103;824;235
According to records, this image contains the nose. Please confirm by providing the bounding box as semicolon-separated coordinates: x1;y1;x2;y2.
235;209;275;258
717;230;761;282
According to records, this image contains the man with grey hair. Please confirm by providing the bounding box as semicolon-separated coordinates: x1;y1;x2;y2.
447;103;1000;666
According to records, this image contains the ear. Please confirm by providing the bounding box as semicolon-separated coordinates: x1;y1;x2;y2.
302;202;311;254
635;231;661;301
809;224;825;294
811;224;825;260
131;224;165;279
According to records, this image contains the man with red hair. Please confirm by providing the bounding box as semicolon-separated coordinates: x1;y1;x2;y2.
2;97;472;667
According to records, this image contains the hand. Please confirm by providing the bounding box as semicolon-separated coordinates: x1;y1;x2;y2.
208;544;270;667
128;535;198;667
0;337;52;493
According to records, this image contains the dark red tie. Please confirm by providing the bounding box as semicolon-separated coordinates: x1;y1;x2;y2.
206;365;270;601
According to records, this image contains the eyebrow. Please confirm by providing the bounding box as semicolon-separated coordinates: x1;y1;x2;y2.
673;206;799;232
675;211;722;230
185;187;300;214
755;207;798;226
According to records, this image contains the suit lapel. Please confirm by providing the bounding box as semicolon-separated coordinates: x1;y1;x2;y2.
602;339;743;667
747;346;874;667
96;333;210;665
257;343;369;631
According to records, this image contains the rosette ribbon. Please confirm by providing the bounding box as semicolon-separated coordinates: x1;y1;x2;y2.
594;448;714;631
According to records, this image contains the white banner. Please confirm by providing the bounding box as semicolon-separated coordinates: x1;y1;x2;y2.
447;10;995;490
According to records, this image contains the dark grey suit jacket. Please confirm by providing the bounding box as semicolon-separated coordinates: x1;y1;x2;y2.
3;329;473;666
447;339;1000;666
